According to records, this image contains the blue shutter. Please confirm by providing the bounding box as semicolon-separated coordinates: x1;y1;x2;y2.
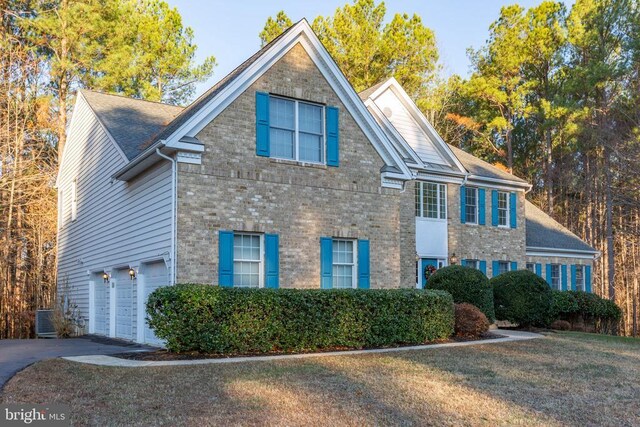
256;92;270;157
492;261;500;278
571;265;577;291
478;188;486;225
357;240;370;289
535;263;542;277
510;192;517;228
546;264;552;287
218;230;234;287
326;106;339;167
491;190;499;226
561;265;568;291
585;265;592;293
511;261;518;272
320;237;333;289
460;186;466;224
479;260;487;276
264;234;279;289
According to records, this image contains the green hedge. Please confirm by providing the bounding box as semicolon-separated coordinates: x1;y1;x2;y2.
427;265;495;322
552;290;621;333
491;270;554;327
146;285;455;354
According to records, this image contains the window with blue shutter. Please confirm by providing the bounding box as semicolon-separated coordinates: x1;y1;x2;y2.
357;240;370;289
546;264;553;287
585;265;592;293
511;261;518;272
535;263;542;277
326;106;339;167
255;92;270;157
218;230;234;287
478;188;486;225
479;260;487;276
459;186;466;224
510;192;517;228
491;190;499;226
320;237;333;289
561;265;568;291
264;234;279;288
571;265;577;291
492;261;500;278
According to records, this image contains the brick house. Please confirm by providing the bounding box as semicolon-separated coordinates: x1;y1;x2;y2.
57;20;597;344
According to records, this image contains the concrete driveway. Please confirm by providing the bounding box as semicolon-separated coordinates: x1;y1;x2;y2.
0;336;153;389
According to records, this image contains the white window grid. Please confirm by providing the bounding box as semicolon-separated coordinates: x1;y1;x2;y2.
233;233;263;288
415;182;447;220
575;265;585;291
71;180;77;222
269;96;325;164
526;263;535;272
465;187;478;224
551;264;561;290
332;239;356;289
58;189;64;230
498;261;510;275
497;191;509;227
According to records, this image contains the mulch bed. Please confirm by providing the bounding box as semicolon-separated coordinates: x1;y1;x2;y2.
110;332;506;361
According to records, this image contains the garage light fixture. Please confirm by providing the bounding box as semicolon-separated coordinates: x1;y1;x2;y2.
129;268;136;281
102;272;109;283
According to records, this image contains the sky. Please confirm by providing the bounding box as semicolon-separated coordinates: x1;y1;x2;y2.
167;0;575;98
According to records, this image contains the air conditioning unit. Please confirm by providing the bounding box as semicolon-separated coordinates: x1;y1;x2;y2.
35;309;57;338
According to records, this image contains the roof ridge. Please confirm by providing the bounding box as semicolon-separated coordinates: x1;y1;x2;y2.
80;89;184;109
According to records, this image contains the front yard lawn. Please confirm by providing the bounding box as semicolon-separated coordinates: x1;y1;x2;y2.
2;332;639;426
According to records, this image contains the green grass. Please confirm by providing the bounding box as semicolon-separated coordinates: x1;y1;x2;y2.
2;332;639;426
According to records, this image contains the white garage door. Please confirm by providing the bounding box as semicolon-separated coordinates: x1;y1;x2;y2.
94;283;109;336
116;281;133;340
143;261;169;344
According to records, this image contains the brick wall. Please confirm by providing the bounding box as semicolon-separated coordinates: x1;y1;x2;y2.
175;43;415;289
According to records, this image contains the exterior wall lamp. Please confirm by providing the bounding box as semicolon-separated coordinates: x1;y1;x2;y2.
450;252;458;265
129;268;137;281
102;272;109;284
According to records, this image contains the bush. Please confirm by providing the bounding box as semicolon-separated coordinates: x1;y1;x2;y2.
427;265;495;322
550;319;571;331
552;290;622;334
147;285;454;354
454;303;489;338
491;270;554;327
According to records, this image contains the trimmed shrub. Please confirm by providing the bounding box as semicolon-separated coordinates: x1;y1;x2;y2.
552;290;622;334
427;265;495;322
550;319;571;331
147;285;454;354
454;303;489;338
491;270;554;327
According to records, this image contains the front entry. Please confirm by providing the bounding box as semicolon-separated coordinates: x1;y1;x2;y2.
420;258;439;288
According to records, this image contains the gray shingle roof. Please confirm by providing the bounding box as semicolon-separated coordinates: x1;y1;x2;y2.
80;90;183;160
525;200;597;253
448;144;529;184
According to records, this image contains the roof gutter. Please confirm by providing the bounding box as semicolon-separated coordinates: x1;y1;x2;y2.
112;139;166;181
466;174;532;191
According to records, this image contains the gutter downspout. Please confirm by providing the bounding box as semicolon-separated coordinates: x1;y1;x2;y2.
156;148;177;285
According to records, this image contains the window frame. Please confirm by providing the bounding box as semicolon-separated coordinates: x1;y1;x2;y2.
463;259;480;270
269;95;326;165
58;189;64;230
550;264;561;290
497;261;511;275
71;180;77;222
465;187;479;224
332;238;357;289
526;263;535;273
575;265;585;291
232;232;264;288
415;181;447;220
497;191;510;228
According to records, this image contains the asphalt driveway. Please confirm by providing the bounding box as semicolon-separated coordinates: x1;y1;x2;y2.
0;336;152;388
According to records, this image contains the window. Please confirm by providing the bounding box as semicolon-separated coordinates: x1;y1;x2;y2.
415;182;447;219
498;261;510;275
270;96;324;163
71;180;77;221
58;189;64;230
526;263;535;273
575;265;585;291
233;234;262;288
332;239;356;289
497;191;509;227
465;187;478;224
550;264;561;290
463;259;480;269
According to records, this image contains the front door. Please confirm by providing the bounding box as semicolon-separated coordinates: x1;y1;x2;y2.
421;258;438;288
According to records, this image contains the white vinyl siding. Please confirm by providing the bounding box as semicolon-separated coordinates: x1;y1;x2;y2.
56;94;172;322
332;239;356;289
269;96;324;163
415;182;446;219
233;233;263;288
465;187;478;224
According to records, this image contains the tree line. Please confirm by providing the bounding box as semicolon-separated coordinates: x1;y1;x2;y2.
263;0;640;335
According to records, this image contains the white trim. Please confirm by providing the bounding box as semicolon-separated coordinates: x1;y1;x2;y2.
109;278;116;338
497;191;509;228
88;280;95;334
466;175;531;191
464;186;479;225
155;20;411;183
526;247;598;259
232;232;265;288
332;238;358;289
136;272;145;343
415;181;447;220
